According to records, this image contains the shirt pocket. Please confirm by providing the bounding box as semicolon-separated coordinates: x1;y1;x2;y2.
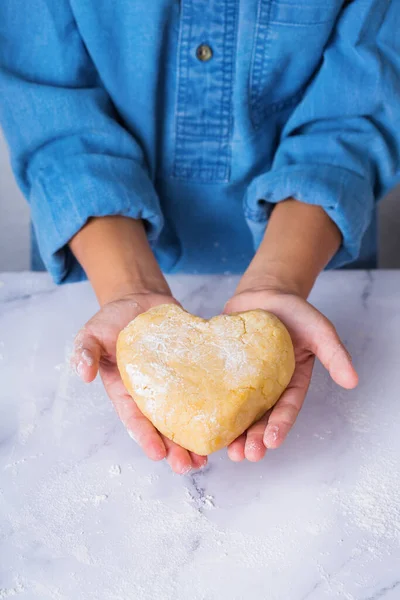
250;0;340;128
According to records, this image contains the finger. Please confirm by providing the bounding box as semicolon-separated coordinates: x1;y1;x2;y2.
72;329;102;383
324;341;358;389
189;452;208;470
124;405;167;462
162;436;193;475
264;357;314;449
310;316;358;389
244;412;270;462
227;433;246;462
106;379;166;462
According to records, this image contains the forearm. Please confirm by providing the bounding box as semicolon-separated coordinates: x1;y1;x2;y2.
69;216;170;305
238;199;342;298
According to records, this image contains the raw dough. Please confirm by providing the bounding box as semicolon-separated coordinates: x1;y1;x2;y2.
117;304;295;455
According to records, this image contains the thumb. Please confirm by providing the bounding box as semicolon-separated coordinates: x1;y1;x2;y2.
310;313;358;390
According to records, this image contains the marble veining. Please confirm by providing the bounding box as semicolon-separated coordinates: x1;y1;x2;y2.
0;271;400;600
361;270;374;310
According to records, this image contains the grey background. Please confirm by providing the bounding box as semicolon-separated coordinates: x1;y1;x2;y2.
1;129;399;272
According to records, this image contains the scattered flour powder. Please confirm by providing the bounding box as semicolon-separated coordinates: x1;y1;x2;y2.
2;357;400;599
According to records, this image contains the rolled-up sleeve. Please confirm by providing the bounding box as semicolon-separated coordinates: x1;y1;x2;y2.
244;0;400;268
0;0;163;283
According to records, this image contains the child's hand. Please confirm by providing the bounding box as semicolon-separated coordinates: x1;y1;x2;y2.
223;287;358;463
71;293;207;474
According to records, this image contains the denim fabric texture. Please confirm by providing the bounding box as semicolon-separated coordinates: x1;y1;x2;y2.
1;0;399;281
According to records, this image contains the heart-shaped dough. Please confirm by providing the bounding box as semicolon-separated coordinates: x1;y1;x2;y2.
117;304;295;455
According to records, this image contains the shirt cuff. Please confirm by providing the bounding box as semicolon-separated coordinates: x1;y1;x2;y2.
244;164;374;268
29;154;164;283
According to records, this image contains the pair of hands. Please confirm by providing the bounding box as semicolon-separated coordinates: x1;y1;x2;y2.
72;287;358;474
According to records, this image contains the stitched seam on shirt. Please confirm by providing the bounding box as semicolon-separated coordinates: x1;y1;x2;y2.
172;0;235;183
170;1;185;184
256;2;274;120
244;207;269;222
216;0;228;146
249;0;263;116
271;1;326;6
269;19;329;26
35;167;75;282
258;87;306;121
250;0;274;129
172;172;229;184
244;164;372;218
249;1;331;129
173;0;192;177
217;0;238;181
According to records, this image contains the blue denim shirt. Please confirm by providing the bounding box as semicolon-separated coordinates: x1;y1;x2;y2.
1;0;399;282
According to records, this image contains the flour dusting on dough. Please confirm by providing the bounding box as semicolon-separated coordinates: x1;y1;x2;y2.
126;364;168;398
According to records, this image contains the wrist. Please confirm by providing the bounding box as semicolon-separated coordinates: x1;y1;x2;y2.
236;265;310;299
238;200;341;300
69;216;170;306
95;276;172;307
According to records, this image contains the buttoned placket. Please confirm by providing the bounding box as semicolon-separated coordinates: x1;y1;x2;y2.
173;0;238;183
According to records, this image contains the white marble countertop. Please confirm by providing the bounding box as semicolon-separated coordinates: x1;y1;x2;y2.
0;271;399;600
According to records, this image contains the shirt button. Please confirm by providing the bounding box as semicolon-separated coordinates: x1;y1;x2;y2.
196;44;213;62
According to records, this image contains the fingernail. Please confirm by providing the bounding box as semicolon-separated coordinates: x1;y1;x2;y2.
75;360;85;379
246;439;259;453
181;465;192;475
73;338;84;352
222;301;231;314
264;425;279;447
128;430;138;444
191;462;206;473
81;349;94;367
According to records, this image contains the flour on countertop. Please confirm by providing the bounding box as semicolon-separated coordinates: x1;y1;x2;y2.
333;451;400;543
185;487;216;511
6;471;282;598
2;330;400;600
321;375;400;548
0;583;24;599
82;494;108;507
4;454;43;470
109;464;122;477
2;436;306;600
201;494;215;510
